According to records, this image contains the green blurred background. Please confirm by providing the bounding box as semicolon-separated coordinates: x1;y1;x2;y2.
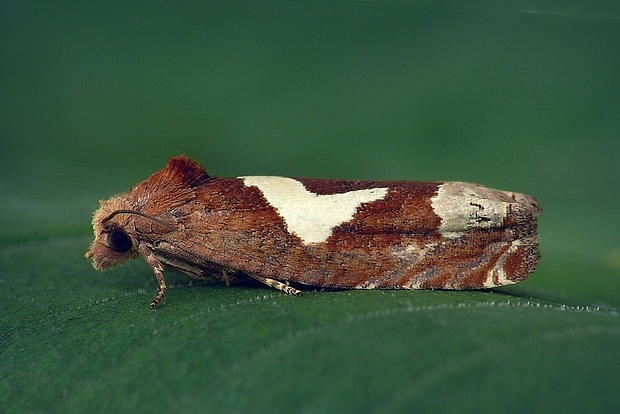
1;2;619;413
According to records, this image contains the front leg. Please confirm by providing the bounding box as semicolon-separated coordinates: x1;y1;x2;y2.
138;243;167;308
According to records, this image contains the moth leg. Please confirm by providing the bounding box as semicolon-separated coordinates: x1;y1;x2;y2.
220;270;242;287
138;244;167;308
249;274;302;296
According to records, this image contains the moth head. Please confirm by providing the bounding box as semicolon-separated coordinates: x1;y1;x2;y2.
86;196;140;270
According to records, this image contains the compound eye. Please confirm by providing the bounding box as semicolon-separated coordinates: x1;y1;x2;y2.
107;227;132;253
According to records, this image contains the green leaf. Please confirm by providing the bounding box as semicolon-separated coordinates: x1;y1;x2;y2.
2;2;619;413
1;237;619;413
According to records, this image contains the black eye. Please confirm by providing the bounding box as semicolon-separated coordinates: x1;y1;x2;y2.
107;227;132;253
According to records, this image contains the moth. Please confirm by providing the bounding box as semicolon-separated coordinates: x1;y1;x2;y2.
86;156;540;308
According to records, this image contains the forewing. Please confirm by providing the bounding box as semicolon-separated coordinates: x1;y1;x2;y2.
156;177;540;290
